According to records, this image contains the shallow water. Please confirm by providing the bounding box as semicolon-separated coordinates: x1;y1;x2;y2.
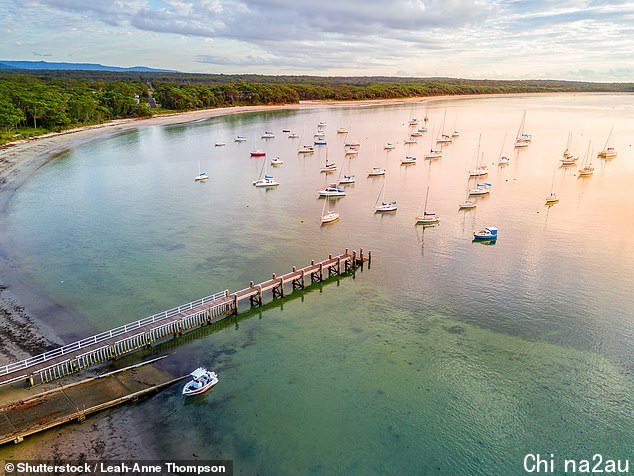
3;93;633;474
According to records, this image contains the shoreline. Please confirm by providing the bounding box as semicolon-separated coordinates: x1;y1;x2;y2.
0;90;616;460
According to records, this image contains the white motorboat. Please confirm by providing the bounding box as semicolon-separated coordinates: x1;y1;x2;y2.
384;143;396;150
270;157;283;166
261;131;275;138
234;135;247;142
288;133;300;138
298;145;315;154
498;156;510;165
368;167;385;176
250;150;266;157
339;175;356;184
182;368;218;396
214;142;225;147
318;183;346;197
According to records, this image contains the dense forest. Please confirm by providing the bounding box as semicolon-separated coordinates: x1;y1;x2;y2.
1;69;632;144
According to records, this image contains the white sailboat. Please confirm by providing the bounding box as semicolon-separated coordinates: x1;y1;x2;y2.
545;167;559;204
436;110;452;144
401;156;417;165
270;157;284;166
252;157;279;188
261;131;275;139
384;142;396;150
194;161;208;182
368;146;386;176
338;156;356;184
320;196;340;224
468;136;488;177
415;186;440;224
561;133;578;166
320;147;337;173
498;133;510;165
374;175;397;212
578;140;594;176
597;126;617;159
425;125;442;159
514;111;531;147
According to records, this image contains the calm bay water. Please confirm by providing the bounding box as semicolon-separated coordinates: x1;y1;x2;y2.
2;94;633;474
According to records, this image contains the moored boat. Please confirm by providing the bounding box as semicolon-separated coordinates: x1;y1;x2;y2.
473;226;498;241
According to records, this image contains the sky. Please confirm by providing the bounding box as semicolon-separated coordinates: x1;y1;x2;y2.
1;0;633;81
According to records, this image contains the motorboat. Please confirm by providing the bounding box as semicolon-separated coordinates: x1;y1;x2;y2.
234;135;247;142
473;226;498;241
345;140;360;147
321;163;337;173
314;139;327;145
282;129;291;133
214;142;225;147
545;193;559;204
318;184;346;196
250;150;266;157
404;137;417;144
418;127;428;133
261;131;275;138
498;156;510;165
337;127;349;134
410;131;423;137
318;121;327;127
452;130;460;137
182;368;218;396
288;133;300;138
384;143;396;150
270;157;283;166
401;156;417;165
298;145;315;154
345;147;359;156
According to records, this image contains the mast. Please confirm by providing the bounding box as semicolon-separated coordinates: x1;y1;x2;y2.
516;111;526;141
602;126;613;151
437;110;447;140
499;133;507;157
423;185;430;214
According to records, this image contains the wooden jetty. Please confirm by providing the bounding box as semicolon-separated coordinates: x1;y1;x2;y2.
0;356;184;445
0;249;370;388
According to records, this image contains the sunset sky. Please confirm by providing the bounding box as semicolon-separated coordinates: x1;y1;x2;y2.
2;0;633;80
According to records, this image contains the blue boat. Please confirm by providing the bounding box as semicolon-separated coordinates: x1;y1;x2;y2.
473;226;498;241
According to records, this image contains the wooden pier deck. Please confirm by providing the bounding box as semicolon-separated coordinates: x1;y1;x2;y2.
0;249;370;388
0;356;184;446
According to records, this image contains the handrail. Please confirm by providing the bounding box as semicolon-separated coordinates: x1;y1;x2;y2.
0;289;228;377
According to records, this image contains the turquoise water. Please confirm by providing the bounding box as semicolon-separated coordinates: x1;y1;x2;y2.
2;94;633;474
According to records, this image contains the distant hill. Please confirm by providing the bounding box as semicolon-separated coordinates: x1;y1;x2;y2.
0;60;177;73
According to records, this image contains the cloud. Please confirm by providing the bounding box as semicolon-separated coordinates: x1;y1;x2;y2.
4;0;634;79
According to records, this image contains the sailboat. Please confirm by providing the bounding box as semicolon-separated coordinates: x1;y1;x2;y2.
597;126;617;159
514;111;531;147
415;186;440;224
320;147;337;173
374;176;397;212
384;142;396;150
401;156;417;165
578;140;594;176
459;195;477;209
469;182;492;196
498;133;510;165
368;146;386;176
561;133;578;166
320;196;340;224
468;136;488;176
297;127;314;154
261;131;275;139
288;132;300;138
545;167;559;204
436;111;452;144
270;157;284;166
425;126;442;159
451;116;460;137
338;156;356;184
252;157;279;187
194;161;208;182
234;135;247;142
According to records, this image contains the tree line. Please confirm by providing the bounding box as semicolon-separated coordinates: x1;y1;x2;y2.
1;70;632;143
